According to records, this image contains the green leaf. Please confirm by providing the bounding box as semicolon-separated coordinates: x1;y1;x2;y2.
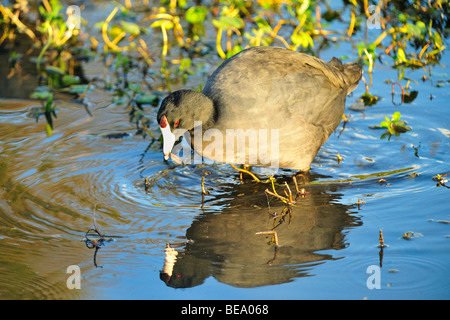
292;31;314;48
398;13;407;23
212;19;222;29
62;84;90;93
46;123;53;136
361;92;379;106
50;0;63;15
150;19;174;30
135;94;159;106
128;83;142;93
213;16;244;30
405;24;418;37
397;48;407;63
379;120;389;128
391;111;401;122
433;32;443;46
109;25;126;38
379;111;411;135
415;21;427;35
62;75;81;86
31;90;52;100
45;65;66;76
392;123;411;133
225;45;243;58
120;21;140;36
388;125;395;135
186;6;208;24
254;17;271;31
45;93;54;112
94;21;106;29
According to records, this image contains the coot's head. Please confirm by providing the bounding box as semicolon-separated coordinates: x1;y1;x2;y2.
157;89;214;160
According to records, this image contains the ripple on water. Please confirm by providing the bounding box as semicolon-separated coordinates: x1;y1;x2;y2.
331;245;450;299
379;253;450;297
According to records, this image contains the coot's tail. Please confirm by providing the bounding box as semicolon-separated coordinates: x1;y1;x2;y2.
328;57;363;95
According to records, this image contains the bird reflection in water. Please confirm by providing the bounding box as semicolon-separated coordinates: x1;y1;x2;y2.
160;173;362;288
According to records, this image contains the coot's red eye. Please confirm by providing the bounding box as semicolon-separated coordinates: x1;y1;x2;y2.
174;120;180;127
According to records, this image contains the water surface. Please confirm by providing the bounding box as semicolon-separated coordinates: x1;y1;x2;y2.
0;7;449;300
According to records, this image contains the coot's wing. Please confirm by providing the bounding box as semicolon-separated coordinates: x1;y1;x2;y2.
200;46;356;170
202;46;348;134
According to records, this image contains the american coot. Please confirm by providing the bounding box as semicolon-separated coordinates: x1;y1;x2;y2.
157;46;362;172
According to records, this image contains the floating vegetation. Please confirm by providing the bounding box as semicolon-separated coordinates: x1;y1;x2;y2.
402;231;423;240
378;111;412;139
336;153;343;164
1;0;449;136
360;92;379;106
428;219;450;224
432;173;450;188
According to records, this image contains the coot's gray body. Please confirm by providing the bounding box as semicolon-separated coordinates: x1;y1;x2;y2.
157;46;362;171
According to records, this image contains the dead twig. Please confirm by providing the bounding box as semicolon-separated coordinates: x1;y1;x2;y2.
271;205;293;229
377;229;388;248
84;204;114;268
255;230;279;247
392;82;405;105
265;189;289;204
85;204;107;249
265;177;297;205
293;176;300;194
356;199;365;210
292;174;309;199
201;170;211;195
265;178;298;228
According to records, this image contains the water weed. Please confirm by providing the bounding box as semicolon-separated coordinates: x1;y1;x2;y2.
1;0;448;136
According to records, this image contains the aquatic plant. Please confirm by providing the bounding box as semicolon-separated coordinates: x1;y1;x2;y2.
1;0;449;136
379;111;412;137
30;89;57;136
432;173;450;188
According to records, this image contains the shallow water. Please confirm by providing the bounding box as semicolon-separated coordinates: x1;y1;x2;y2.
1;10;450;300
